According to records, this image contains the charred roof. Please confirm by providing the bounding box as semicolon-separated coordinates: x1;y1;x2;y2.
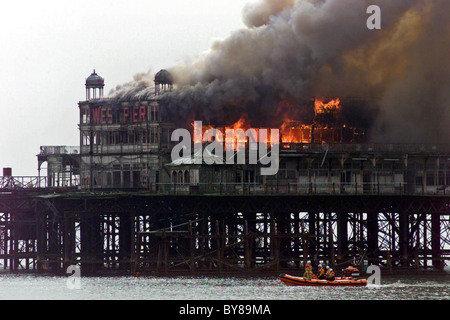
154;69;173;85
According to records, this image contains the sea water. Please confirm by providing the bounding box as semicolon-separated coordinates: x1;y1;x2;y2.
0;273;449;300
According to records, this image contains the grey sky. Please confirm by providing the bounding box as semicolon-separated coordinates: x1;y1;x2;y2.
0;0;249;175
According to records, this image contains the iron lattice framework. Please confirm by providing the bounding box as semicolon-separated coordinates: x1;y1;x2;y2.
0;192;449;275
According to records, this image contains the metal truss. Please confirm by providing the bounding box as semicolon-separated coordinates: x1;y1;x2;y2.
0;191;448;274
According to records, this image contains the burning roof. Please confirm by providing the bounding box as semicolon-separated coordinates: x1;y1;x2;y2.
108;0;450;144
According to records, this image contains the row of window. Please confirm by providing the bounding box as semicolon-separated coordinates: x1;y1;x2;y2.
279;160;447;171
171;170;191;184
82;170;159;188
416;173;450;186
255;169;449;186
81;127;160;146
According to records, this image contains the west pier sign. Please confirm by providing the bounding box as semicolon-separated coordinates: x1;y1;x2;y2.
90;105;148;125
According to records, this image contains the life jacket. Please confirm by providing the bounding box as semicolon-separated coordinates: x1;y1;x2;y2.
318;267;325;276
326;270;335;280
303;270;313;280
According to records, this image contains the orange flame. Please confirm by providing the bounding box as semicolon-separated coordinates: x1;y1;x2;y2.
280;120;311;144
314;97;341;114
279;98;342;144
191;116;278;150
191;97;345;148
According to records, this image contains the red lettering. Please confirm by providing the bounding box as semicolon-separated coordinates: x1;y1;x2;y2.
106;108;112;124
123;107;129;123
139;106;146;122
133;106;139;122
92;108;101;125
101;107;107;124
92;105;146;124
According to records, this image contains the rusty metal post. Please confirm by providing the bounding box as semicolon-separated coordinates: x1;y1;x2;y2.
399;211;409;267
337;212;348;264
367;211;378;265
431;213;442;270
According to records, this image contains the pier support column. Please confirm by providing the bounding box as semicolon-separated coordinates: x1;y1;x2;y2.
276;212;289;268
367;212;379;265
337;212;348;264
189;221;196;272
399;212;409;267
119;212;132;271
244;213;256;269
36;210;45;273
63;213;75;271
215;220;224;272
328;213;336;269
308;212;316;263
244;220;251;269
12;215;18;272
270;220;280;271
431;214;442;270
81;214;102;274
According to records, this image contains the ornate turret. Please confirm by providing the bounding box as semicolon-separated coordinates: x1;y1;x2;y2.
154;69;173;95
85;69;104;100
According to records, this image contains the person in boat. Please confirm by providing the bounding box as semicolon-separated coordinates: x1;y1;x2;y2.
326;268;335;281
317;263;326;279
303;260;313;280
305;260;312;271
342;265;359;278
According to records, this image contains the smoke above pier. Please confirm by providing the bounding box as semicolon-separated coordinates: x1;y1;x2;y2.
110;0;450;143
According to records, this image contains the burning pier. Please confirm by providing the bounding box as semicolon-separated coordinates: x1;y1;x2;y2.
1;70;449;275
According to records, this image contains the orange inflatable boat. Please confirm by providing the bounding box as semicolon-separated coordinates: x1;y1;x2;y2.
279;273;367;287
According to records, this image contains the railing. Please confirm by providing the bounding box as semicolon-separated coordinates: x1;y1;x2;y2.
155;182;447;195
52;143;450;155
78;181;446;196
0;176;48;189
39;146;80;155
1;177;447;195
282;143;450;153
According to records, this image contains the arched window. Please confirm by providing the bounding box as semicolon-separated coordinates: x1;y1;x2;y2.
172;171;177;184
178;170;183;184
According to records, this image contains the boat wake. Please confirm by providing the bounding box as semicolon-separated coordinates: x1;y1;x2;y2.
368;280;449;289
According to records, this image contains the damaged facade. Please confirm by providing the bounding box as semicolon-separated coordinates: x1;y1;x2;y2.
37;70;450;195
77;70;175;190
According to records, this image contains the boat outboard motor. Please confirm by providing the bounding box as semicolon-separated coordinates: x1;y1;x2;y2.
342;266;360;278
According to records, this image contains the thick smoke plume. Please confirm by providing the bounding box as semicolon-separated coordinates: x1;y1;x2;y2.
110;70;155;101
110;0;449;143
